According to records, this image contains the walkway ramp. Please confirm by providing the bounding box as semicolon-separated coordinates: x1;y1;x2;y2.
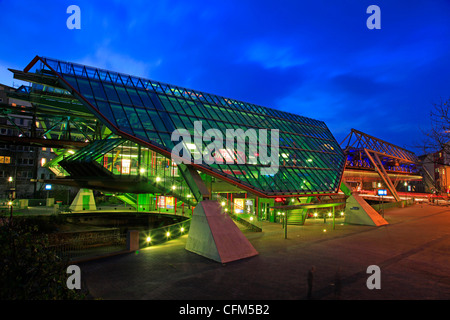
345;194;388;226
185;200;258;263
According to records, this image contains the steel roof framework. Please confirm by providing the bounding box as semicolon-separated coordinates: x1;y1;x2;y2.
341;129;420;201
13;55;346;198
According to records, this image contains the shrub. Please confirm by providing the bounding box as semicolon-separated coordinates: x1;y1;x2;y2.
0;216;88;300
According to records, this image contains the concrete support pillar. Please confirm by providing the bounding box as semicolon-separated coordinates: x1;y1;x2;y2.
127;230;140;252
69;188;96;211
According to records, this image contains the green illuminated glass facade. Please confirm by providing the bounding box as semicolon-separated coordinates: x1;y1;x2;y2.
19;56;345;197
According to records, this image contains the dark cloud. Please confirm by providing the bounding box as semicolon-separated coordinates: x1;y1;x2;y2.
329;73;393;98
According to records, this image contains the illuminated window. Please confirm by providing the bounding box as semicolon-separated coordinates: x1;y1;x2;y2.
41;158;47;167
0;156;10;164
121;158;131;174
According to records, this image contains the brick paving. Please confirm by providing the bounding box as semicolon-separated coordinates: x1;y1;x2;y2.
79;203;450;300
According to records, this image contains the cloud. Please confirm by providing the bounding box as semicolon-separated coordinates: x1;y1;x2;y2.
77;48;161;79
243;41;309;69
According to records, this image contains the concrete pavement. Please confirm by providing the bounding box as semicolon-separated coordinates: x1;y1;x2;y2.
79;203;450;300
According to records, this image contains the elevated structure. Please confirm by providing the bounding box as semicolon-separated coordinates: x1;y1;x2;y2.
2;56;350;261
340;129;422;202
7;56;346;201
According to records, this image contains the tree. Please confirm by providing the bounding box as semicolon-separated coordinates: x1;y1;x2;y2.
0;216;88;300
423;98;450;156
420;98;450;194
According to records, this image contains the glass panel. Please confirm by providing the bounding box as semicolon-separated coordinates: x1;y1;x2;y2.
137;89;156;109
159;95;176;112
110;103;133;134
75;78;94;99
146;130;163;145
102;83;120;103
94;101;116;127
89;80;107;101
123;106;143;132
147;109;171;133
63;75;80;93
126;87;144;107
115;86;132;105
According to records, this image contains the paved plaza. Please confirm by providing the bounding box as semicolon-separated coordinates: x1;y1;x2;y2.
79;203;450;300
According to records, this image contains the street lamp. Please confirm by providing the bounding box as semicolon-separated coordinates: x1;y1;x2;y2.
8;201;13;220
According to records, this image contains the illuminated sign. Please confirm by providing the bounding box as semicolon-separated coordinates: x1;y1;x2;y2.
234;198;244;213
158;196;165;208
166;196;174;209
377;189;387;196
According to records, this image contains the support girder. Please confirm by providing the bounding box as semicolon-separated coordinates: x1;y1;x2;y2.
364;148;401;202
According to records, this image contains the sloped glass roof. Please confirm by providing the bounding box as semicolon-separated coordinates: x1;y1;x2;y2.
22;56;346;196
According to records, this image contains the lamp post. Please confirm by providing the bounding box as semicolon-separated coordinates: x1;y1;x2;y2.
8;200;13;221
284;212;288;239
8;176;15;221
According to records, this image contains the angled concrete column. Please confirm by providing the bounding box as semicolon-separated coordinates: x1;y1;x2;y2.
69;188;96;211
185;200;258;263
344;194;388;226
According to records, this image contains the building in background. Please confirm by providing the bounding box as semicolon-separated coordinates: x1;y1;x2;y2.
419;149;450;195
0;83;67;202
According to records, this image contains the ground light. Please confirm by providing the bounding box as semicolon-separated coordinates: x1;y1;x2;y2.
166;231;170;238
180;227;184;232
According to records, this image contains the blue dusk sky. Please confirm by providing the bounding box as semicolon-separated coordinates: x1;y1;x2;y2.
0;0;449;155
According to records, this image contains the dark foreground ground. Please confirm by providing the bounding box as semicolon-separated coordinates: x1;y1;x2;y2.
79;203;450;300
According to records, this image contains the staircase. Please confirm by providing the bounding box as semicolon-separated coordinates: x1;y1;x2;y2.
287;197;313;225
287;211;307;225
116;193;137;209
59;138;126;177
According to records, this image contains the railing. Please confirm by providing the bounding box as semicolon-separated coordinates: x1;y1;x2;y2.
215;195;263;231
139;218;191;247
49;231;127;262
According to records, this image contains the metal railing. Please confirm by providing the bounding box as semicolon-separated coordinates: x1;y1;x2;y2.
50;231;127;262
139;218;191;247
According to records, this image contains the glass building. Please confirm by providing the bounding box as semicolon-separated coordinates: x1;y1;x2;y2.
9;56;346;218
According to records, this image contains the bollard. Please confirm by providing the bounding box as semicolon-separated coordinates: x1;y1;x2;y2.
127;230;140;252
